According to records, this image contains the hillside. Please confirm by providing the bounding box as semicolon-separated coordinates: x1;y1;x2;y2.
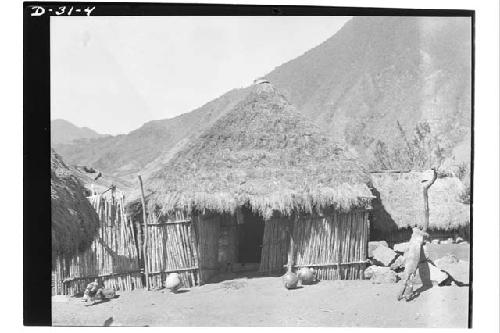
53;16;471;183
51;119;109;144
53;88;250;182
267;16;471;165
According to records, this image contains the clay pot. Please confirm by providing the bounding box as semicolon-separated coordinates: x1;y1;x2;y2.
298;267;315;285
283;271;299;289
165;273;182;293
100;288;116;299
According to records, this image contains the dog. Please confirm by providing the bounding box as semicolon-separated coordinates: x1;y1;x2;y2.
397;227;429;301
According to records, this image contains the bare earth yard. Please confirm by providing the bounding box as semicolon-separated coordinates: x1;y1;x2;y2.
53;277;469;327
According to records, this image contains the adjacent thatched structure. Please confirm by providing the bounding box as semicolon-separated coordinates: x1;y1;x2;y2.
129;83;373;287
53;191;143;296
51;149;99;262
369;171;470;244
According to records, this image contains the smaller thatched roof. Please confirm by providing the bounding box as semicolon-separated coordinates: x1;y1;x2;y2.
130;83;373;219
51;150;99;260
370;171;470;231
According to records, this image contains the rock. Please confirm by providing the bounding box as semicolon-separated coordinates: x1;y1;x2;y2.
434;254;459;265
431;239;440;244
368;241;388;258
448;237;455;244
423;243;470;262
434;258;469;284
364;265;376;279
455;237;464;244
428;262;449;284
365;266;397;284
393;242;409;253
390;255;405;271
415;261;449;285
372;245;398;266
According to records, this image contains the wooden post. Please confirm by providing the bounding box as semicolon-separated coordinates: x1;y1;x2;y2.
286;218;295;273
138;175;150;291
422;169;437;232
54;265;59;295
136;221;143;262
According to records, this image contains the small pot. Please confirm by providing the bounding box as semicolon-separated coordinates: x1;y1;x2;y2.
298;267;315;285
165;273;182;293
283;271;299;289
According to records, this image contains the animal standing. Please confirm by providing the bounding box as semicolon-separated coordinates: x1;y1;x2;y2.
397;227;429;301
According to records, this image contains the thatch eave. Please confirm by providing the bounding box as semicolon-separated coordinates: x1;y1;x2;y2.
51;150;100;260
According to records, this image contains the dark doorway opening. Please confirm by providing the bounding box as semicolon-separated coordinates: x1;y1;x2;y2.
237;207;265;264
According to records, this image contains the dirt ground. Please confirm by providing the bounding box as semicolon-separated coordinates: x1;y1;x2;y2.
52;276;469;327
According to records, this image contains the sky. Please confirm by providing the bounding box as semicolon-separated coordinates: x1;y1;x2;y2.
51;16;351;135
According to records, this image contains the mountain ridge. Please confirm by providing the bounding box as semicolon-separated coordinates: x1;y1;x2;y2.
53;16;471;185
51;119;110;145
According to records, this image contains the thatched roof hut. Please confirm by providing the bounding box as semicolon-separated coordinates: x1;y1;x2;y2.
369;171;470;243
51;149;99;261
138;82;372;219
129;83;374;287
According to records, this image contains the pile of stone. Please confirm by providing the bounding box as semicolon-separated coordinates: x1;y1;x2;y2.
431;236;468;245
364;241;401;284
364;241;469;286
434;254;470;285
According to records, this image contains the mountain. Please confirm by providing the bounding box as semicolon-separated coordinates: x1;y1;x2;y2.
266;16;471;162
51;119;109;144
53;88;251;181
53;16;471;183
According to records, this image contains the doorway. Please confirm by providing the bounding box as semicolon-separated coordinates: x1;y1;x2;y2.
237;207;265;264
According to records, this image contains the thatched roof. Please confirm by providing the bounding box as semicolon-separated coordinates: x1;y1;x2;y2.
134;83;372;219
370;172;470;231
51;149;99;259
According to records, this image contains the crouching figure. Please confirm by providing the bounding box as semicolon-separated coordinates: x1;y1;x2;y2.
397;227;429;301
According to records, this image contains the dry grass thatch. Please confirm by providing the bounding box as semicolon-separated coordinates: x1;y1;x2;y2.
370;172;470;231
51;149;99;260
132;83;372;219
